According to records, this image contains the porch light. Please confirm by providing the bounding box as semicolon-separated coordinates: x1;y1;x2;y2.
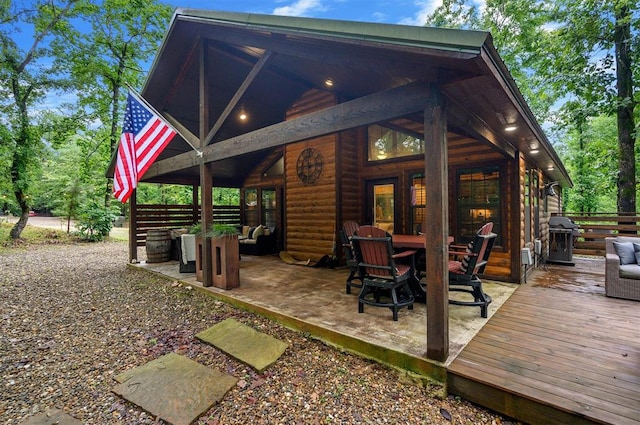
504;125;517;132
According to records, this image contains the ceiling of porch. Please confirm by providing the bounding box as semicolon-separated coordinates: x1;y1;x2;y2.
135;9;570;188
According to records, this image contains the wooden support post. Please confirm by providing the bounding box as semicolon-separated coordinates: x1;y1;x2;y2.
424;86;449;362
128;189;138;263
192;185;199;224
199;40;214;287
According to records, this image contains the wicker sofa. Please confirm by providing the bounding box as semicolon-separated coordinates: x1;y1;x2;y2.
238;225;277;256
605;236;640;301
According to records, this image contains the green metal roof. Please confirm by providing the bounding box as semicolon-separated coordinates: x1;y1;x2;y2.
174;8;491;56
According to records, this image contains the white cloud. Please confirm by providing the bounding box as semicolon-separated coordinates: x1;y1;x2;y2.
272;0;328;17
397;0;487;26
397;0;442;26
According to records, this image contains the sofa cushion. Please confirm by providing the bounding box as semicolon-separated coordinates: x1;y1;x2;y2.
634;243;640;265
613;241;636;265
252;225;264;239
619;264;640;279
241;226;250;237
239;238;257;245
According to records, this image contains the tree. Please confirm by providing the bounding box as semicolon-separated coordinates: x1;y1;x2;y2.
0;0;79;239
426;0;557;120
549;0;638;213
61;0;172;207
426;0;639;213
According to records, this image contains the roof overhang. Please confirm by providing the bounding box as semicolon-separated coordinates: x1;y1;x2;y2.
108;9;571;188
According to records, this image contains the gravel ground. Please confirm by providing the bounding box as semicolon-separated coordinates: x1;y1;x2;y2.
0;240;519;424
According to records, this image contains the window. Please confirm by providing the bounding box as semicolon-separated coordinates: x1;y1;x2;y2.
263;156;284;177
244;188;258;226
410;173;426;235
367;125;424;161
456;167;501;245
261;189;276;229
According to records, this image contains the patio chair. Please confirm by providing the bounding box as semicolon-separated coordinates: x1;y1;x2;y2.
338;229;363;294
352;225;415;321
342;220;360;238
448;230;496;318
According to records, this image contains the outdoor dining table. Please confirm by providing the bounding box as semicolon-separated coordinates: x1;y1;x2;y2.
392;234;454;249
391;234;455;303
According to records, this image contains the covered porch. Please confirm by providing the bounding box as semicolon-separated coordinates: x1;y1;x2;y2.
109;9;575;364
134;253;639;425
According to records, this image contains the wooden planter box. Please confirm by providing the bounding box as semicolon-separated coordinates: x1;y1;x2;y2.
195;235;240;289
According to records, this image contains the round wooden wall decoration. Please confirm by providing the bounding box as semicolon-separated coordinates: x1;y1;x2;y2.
296;147;323;184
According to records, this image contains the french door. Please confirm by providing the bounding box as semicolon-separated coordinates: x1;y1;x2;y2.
365;178;398;234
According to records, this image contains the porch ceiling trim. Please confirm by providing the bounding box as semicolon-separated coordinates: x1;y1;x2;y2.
478;47;572;186
445;90;517;159
143;81;431;180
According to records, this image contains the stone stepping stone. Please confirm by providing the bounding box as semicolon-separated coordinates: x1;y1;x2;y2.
113;353;237;425
196;318;288;373
21;409;82;425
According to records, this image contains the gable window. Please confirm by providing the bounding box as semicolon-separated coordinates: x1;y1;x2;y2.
367;125;424;161
263;156;284;178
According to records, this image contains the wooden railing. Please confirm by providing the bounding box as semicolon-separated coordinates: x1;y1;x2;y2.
552;212;640;256
134;204;241;246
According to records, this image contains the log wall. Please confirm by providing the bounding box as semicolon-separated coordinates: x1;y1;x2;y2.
239;88;556;282
284;90;339;260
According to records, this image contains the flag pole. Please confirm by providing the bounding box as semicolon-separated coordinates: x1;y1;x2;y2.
125;84;202;156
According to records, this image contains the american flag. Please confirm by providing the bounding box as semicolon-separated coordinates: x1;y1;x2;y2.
112;91;176;203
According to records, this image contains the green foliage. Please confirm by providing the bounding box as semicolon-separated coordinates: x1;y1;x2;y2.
560;115;621;212
214;187;240;205
136;183;194;205
426;0;639;211
0;221;75;251
188;222;202;234
206;224;238;239
75;201;117;241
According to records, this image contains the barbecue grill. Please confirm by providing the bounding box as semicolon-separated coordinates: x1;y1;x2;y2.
548;216;580;265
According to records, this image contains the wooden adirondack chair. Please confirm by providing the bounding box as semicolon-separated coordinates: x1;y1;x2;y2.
351;225;415;321
448;229;496;318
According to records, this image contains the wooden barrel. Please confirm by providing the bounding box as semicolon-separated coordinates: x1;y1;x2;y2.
146;229;172;263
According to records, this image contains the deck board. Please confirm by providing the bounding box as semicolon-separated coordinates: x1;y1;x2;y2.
448;258;640;425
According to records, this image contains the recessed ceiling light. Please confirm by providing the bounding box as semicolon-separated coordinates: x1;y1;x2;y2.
325;78;334;87
530;149;539;154
239;112;247;121
504;125;517;132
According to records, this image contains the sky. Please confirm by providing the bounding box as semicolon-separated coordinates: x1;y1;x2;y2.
166;0;445;26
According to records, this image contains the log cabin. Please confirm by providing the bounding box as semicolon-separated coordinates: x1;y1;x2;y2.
107;9;571;361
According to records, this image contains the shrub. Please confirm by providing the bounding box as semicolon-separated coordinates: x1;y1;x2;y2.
76;202;117;242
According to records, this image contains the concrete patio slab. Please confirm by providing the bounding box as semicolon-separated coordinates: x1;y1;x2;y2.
196;318;288;373
113;353;237;425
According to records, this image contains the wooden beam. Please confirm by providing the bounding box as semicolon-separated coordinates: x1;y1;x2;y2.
445;94;516;159
128;189;138;263
163;112;200;149
203;50;274;146
144;81;431;179
159;36;201;112
200;39;214;287
424;85;449;362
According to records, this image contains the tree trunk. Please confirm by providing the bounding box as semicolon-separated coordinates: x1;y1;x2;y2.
614;3;636;214
9;194;29;239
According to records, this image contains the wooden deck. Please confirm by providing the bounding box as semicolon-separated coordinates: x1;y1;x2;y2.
448;257;640;425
